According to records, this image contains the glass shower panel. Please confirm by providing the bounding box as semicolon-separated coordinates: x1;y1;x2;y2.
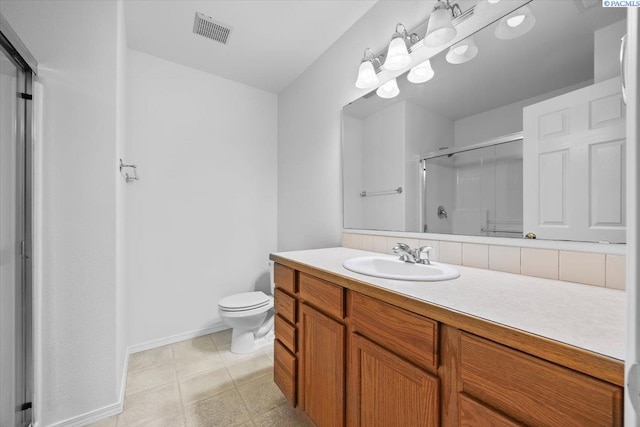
422;139;523;237
0;46;22;427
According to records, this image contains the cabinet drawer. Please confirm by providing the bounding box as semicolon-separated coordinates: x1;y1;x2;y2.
274;339;297;406
274;263;296;294
459;332;623;427
349;291;438;372
299;273;344;319
274;288;296;323
275;314;296;353
459;394;522;427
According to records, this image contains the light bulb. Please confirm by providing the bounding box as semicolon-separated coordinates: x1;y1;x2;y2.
376;78;400;98
446;37;478;64
495;6;536;40
507;14;525;28
453;45;469;55
407;59;435;84
355;60;379;89
488;0;500;3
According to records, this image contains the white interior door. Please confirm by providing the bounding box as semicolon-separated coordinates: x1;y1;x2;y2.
523;77;626;243
626;8;640;427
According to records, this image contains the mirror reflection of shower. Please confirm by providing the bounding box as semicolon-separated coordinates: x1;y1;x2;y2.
421;134;523;238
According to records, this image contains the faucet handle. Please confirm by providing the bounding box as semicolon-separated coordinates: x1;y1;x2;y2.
392;243;411;254
417;246;433;264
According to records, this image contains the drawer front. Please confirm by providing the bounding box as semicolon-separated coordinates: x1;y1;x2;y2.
459;394;522;427
274;339;297;406
299;273;344;319
274;263;296;294
275;314;296;353
459;333;623;427
349;291;438;372
274;288;296;323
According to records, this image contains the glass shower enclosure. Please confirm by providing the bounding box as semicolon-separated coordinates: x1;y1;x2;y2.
421;134;523;238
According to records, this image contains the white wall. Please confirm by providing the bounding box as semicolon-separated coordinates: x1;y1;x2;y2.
595;19;625;83
115;0;128;390
361;102;405;231
277;1;431;251
0;1;125;425
405;102;454;233
454;81;592;147
125;50;278;348
342;115;363;229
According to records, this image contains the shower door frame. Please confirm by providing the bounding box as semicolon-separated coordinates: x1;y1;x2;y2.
0;12;36;427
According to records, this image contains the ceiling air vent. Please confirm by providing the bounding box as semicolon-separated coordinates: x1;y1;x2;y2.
193;12;232;44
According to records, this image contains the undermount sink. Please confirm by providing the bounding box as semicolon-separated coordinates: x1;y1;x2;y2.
342;255;460;281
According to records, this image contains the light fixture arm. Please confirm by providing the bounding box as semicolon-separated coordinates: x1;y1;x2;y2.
361;48;385;70
433;0;462;18
392;23;421;50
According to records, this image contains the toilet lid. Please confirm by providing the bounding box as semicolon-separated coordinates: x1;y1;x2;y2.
219;291;271;311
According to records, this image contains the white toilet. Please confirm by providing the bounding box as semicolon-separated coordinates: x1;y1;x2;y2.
218;261;275;353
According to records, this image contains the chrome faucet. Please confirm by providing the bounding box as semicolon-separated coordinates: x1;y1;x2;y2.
392;243;433;265
393;243;416;263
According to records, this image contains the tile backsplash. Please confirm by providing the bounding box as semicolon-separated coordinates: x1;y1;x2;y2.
342;232;626;290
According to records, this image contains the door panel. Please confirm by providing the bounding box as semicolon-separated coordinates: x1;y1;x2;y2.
523;77;626;242
625;9;640;427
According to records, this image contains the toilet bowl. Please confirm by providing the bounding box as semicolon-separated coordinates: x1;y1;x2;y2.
218;262;276;353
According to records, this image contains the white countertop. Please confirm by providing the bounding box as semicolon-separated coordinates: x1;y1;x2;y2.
273;247;625;361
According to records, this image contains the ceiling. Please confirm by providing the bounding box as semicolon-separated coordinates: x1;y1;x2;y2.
124;0;376;93
344;1;626;120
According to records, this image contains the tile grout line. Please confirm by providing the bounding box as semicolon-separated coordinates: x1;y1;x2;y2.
173;358;189;427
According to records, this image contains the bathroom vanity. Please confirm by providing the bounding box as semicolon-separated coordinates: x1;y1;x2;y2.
270;247;625;427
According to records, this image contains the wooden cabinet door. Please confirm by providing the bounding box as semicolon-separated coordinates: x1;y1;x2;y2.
348;333;439;427
299;303;345;427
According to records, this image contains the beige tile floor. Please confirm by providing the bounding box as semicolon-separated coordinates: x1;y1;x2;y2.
90;330;311;427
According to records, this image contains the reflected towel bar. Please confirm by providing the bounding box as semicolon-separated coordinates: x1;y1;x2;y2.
360;187;403;197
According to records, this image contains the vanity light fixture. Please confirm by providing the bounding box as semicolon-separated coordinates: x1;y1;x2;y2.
355;48;385;89
376;78;400;99
445;36;478;64
495;6;536;40
407;59;435;84
383;24;420;71
424;0;462;48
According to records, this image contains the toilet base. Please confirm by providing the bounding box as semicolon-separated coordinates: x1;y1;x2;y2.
230;328;275;354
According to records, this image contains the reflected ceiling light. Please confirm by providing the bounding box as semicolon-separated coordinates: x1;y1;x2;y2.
424;0;462;48
376;78;400;99
446;37;478;64
383;24;419;71
488;0;500;3
495;6;536;40
407;59;435;84
355;48;384;89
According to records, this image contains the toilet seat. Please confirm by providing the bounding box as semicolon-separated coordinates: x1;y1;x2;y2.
218;291;273;312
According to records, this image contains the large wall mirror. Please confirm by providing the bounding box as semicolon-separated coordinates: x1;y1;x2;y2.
343;0;626;243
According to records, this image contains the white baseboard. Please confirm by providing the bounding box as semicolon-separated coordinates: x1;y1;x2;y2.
43;324;228;426
127;322;229;354
118;350;129;410
46;401;123;427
